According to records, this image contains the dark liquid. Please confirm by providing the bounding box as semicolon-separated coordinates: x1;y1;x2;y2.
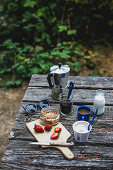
60;101;72;115
79;109;89;114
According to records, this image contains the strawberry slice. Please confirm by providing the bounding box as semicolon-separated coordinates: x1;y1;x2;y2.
34;124;44;133
50;132;59;139
54;127;62;133
45;124;52;131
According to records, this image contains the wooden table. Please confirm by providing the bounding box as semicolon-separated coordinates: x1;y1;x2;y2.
0;74;113;169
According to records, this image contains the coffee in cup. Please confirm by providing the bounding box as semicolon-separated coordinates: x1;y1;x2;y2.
77;106;91;121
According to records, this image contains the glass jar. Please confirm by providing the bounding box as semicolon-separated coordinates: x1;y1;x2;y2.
93;89;105;115
59;89;73;115
40;106;60;126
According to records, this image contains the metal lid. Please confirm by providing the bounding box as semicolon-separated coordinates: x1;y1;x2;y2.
50;63;70;74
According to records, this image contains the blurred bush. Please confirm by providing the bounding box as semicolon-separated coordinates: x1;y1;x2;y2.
0;0;113;87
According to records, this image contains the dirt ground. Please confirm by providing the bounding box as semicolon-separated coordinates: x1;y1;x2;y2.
0;45;113;161
0;83;28;161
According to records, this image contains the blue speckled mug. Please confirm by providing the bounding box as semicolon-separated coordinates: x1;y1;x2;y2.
77;106;91;121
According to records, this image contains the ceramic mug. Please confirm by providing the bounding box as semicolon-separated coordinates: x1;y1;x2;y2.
77;106;91;121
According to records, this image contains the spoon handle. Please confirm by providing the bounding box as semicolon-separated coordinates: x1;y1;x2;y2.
67;82;74;100
88;108;98;131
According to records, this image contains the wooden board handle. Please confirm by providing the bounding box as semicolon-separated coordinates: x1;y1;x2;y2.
58;147;75;160
42;146;74;160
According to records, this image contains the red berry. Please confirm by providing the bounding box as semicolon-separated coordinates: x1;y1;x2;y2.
45;124;52;132
54;127;62;133
50;132;59;139
34;124;44;133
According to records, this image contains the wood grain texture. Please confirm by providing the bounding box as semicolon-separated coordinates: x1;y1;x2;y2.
29;74;113;89
1;140;113;169
23;87;113;105
1;74;113;169
9;104;113;145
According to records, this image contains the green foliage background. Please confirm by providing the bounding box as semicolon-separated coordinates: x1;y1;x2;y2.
0;0;113;87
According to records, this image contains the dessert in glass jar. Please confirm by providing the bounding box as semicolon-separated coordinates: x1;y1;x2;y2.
40;106;60;126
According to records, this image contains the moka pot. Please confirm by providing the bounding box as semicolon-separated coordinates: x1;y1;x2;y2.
47;63;70;100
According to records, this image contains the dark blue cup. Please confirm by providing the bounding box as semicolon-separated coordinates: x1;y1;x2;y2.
77;106;91;121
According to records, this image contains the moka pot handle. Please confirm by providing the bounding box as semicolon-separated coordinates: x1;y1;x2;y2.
47;73;54;88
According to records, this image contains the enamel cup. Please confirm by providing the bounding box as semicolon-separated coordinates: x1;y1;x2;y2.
77;106;91;121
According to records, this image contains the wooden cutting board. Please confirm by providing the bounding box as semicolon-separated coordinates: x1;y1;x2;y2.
26;119;74;160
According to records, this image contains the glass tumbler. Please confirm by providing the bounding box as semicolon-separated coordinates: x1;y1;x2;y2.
59;91;73;115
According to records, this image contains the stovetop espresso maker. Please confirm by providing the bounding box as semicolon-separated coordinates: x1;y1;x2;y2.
47;63;70;100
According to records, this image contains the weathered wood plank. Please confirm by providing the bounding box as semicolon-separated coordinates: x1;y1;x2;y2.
23;87;113;105
29;74;113;89
1;140;113;169
8;104;113;145
1;74;113;169
0;163;64;170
